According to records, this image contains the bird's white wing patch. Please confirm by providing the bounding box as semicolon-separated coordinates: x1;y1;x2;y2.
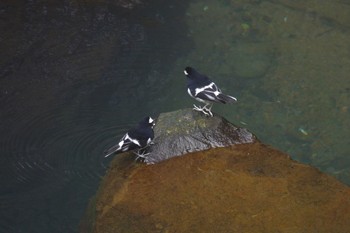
117;133;129;150
187;88;195;98
148;117;154;124
117;139;124;149
125;133;141;147
213;90;221;96
194;82;216;96
204;93;216;100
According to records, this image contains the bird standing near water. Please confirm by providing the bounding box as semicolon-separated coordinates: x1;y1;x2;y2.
104;116;155;159
184;67;237;116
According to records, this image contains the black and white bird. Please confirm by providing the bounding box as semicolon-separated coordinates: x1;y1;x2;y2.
104;116;155;159
184;66;237;116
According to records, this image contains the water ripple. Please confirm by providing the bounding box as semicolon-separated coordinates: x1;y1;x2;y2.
0;101;132;202
0;95;135;231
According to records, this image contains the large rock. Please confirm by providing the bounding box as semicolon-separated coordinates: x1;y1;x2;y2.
146;108;256;164
80;109;350;233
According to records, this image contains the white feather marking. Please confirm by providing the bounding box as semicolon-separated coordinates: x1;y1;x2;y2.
195;97;207;103
125;134;141;147
205;93;216;100
214;90;221;96
117;134;128;150
187;88;194;97
194;82;215;96
184;70;188;75
228;95;237;101
118;140;124;149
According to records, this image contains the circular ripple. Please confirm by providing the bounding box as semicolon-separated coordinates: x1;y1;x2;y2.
1;86;147;233
0;99;134;201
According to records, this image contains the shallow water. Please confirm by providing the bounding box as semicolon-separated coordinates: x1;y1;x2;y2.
180;0;350;183
0;0;349;232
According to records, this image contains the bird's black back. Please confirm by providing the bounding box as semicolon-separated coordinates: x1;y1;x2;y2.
185;67;212;88
130;116;154;147
128;126;154;148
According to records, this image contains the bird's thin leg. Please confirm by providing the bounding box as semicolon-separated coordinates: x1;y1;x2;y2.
134;146;151;159
193;104;202;111
193;104;209;116
195;103;213;117
193;104;210;116
203;103;213;117
133;140;156;162
134;155;143;162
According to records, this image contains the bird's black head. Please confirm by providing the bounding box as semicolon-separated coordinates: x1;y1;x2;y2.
184;67;196;78
184;67;207;83
139;116;155;128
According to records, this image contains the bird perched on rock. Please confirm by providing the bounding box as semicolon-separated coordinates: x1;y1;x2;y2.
104;116;155;159
184;67;237;116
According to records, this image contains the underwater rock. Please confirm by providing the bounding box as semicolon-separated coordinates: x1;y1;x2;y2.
145;108;256;164
228;41;274;79
80;110;350;233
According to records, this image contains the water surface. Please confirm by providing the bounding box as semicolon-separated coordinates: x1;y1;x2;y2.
1;0;350;232
0;1;190;232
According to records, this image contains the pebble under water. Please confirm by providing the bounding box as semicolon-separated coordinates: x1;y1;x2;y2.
0;1;190;232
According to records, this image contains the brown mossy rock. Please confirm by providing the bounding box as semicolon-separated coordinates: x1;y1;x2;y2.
81;143;350;233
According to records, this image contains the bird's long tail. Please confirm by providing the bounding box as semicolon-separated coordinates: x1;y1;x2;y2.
218;93;237;104
104;144;121;157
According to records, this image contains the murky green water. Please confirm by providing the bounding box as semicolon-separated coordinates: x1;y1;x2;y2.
0;0;349;232
180;0;350;183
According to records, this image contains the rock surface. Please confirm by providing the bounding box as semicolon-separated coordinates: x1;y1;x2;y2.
80;110;350;233
146;108;256;164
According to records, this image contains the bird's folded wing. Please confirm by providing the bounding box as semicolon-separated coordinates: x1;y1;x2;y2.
195;82;237;104
194;82;225;103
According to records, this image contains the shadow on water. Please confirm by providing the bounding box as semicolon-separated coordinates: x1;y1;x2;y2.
0;1;192;232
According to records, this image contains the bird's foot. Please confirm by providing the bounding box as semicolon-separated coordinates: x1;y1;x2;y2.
206;109;213;117
192;104;202;111
193;104;210;116
134;150;150;158
203;105;213;117
192;104;213;117
133;149;150;162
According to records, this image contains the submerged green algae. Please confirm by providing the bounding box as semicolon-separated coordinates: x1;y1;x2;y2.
170;0;350;184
